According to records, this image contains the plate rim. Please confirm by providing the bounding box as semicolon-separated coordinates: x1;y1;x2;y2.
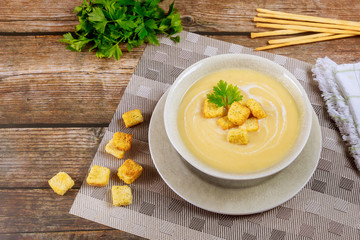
149;91;322;215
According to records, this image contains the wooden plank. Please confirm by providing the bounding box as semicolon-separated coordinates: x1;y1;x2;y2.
0;35;143;75
1;34;360;125
0;35;142;125
1;0;360;33
0;230;145;240
0;189;114;233
0;72;128;125
0;21;78;33
0;0;81;21
0;128;104;188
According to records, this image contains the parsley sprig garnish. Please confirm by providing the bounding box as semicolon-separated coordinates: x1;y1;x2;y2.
207;80;243;107
60;0;183;60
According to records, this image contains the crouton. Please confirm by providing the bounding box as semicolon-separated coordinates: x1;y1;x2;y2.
239;99;247;106
113;132;133;151
86;165;111;187
217;116;236;130
48;172;74;196
105;139;125;159
112;185;133;206
228;102;251;125
122;109;144;128
203;99;226;118
246;99;267;119
117;159;143;184
227;127;249;145
241;117;259;132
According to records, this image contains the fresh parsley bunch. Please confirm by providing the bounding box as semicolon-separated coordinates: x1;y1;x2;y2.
207;80;243;107
60;0;182;60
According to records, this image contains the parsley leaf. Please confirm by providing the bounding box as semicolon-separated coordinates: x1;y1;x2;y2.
60;0;182;60
88;7;107;22
206;80;243;107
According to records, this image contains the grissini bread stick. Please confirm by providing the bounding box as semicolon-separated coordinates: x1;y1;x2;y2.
256;23;360;35
255;34;353;51
268;33;334;44
254;17;360;32
251;29;305;38
256;8;360;27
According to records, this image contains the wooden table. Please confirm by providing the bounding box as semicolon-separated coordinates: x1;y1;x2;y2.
1;0;360;239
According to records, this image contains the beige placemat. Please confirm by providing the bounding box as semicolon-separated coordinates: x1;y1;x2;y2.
70;31;360;239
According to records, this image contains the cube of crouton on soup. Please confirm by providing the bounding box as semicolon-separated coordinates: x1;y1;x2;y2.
112;185;133;206
48;172;74;195
203;99;226;118
117;159;143;184
239;99;247;106
217;116;236;130
105;139;125;159
86;165;111;187
228;102;251;125
122;109;144;128
113;132;133;151
227;127;249;145
241;117;259;132
246;99;267;119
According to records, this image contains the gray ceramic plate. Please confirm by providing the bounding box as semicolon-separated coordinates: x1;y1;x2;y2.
149;92;322;215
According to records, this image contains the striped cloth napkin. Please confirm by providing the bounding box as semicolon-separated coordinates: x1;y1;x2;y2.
312;57;360;170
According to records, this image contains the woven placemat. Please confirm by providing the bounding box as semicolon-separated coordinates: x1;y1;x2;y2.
70;31;360;239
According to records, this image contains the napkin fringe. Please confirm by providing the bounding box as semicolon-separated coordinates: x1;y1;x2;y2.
312;57;360;170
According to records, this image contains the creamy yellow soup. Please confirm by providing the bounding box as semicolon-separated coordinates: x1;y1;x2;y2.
177;68;300;173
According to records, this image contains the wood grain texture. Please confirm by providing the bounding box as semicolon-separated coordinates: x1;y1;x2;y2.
0;231;145;240
0;72;128;125
1;0;360;33
0;189;113;233
0;35;142;125
0;36;143;75
0;21;78;33
0;128;104;188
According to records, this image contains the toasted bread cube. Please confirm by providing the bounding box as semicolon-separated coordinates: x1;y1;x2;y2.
86;165;110;187
112;185;132;206
105;139;125;159
122;109;144;128
227;127;249;145
246;99;267;119
239;99;247;106
203;99;226;118
228;102;251;125
117;159;143;184
113;132;133;151
241;117;259;132
48;172;74;195
217;116;236;130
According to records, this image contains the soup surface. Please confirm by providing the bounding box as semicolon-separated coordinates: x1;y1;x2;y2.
177;68;300;173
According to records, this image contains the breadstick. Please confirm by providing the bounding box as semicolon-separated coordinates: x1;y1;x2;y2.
256;8;360;27
254;17;360;32
268;33;334;44
251;29;305;38
255;34;353;51
256;23;360;35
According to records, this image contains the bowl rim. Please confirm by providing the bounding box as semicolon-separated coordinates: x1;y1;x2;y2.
163;53;313;181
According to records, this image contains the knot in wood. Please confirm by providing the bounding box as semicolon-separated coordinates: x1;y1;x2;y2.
181;15;194;25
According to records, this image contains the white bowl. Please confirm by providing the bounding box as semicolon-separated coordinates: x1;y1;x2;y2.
163;54;312;187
